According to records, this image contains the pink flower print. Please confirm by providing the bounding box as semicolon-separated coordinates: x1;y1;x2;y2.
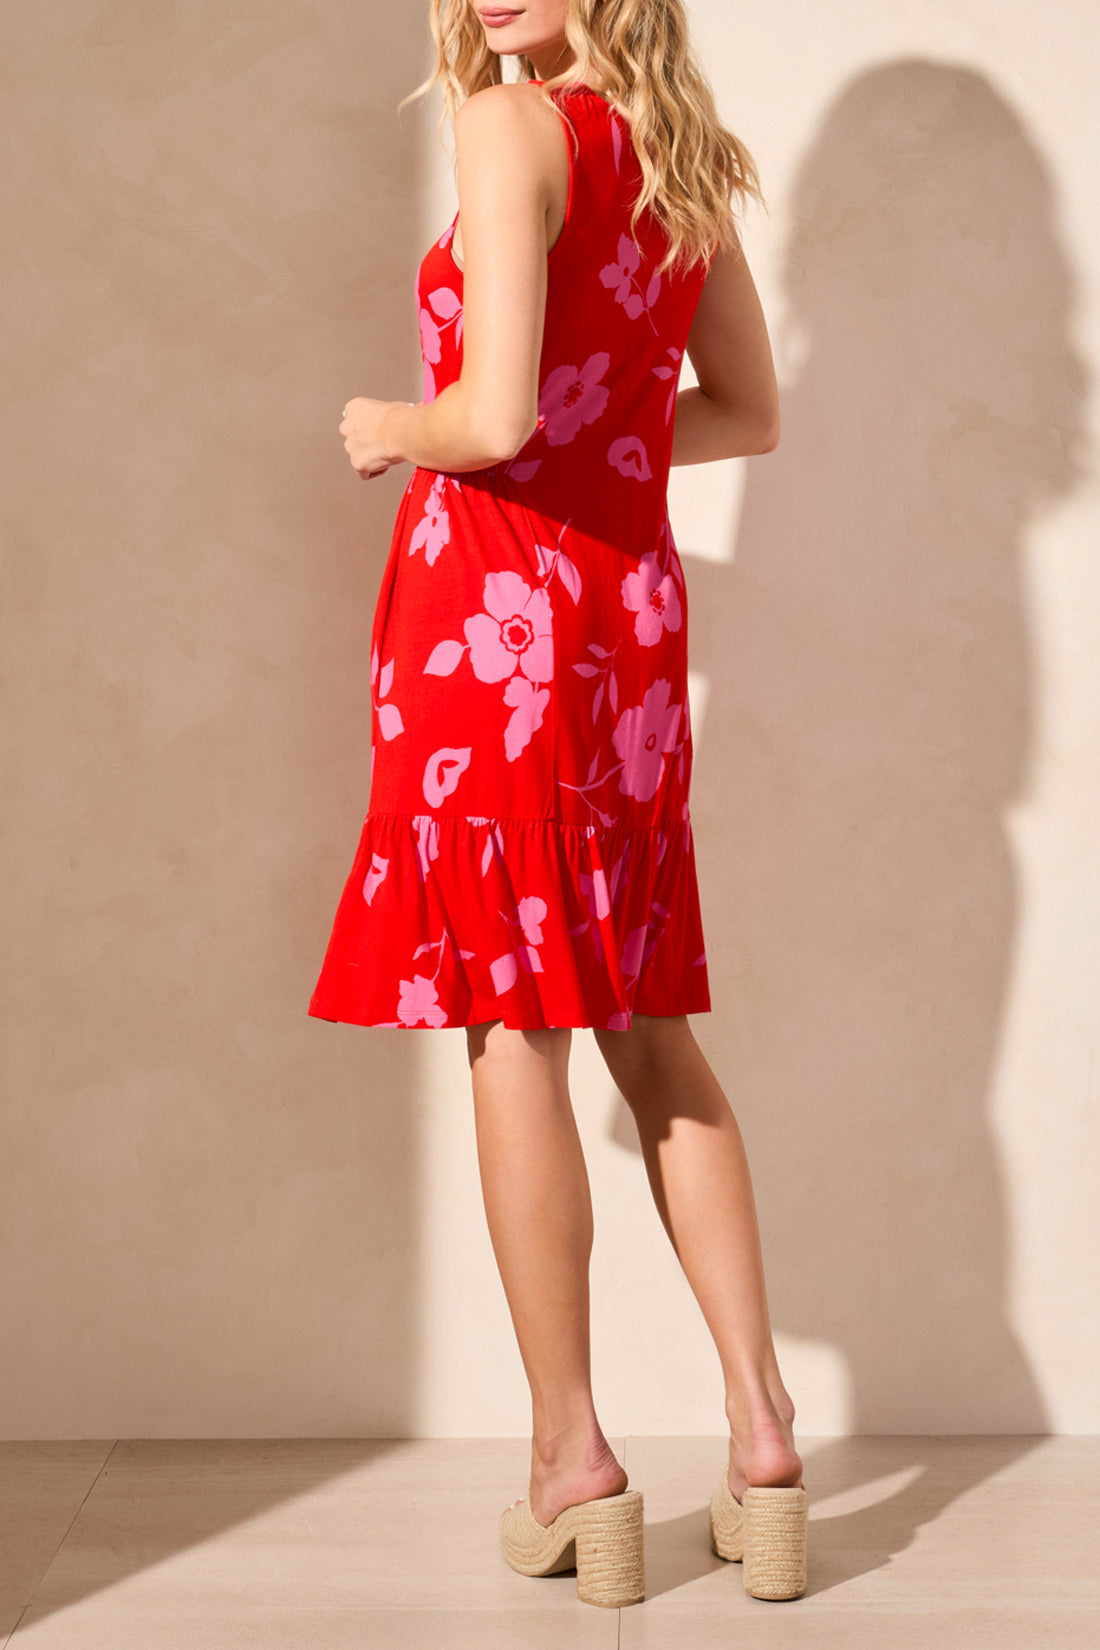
422;746;472;806
414;815;440;881
621;552;682;646
409;475;450;566
464;571;553;685
599;233;661;328
397;974;448;1028
612;678;682;802
490;893;548;992
608;434;652;482
362;852;389;905
539;352;610;446
517;895;547;946
580;867;611;922
502;675;550;761
600;233;642;305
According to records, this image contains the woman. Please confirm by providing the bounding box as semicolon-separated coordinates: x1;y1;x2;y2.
309;0;807;1608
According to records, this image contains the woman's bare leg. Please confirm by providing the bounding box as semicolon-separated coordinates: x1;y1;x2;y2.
466;1017;628;1526
593;1011;804;1500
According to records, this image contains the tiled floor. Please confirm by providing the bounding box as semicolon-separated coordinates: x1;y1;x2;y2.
2;1435;1096;1647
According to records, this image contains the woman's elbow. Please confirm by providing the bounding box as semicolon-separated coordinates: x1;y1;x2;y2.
753;416;780;454
481;413;539;464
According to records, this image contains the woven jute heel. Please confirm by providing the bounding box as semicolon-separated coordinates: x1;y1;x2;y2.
710;1473;807;1599
500;1487;645;1607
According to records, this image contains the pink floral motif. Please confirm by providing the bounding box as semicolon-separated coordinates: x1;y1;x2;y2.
422;746;472;806
374;651;404;740
419;285;462;402
414;815;441;881
362;852;389;905
651;345;683;425
464;572;553;684
538;352;611;446
397;973;448;1027
490;893;549;992
608;435;652;482
517;895;547;945
409;475;450;566
503;676;551;761
612;678;682;802
621;552;682;646
599;233;661;331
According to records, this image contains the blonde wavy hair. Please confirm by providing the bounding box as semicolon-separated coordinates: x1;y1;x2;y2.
400;0;766;277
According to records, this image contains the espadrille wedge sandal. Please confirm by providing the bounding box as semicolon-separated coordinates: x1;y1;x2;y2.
500;1487;645;1607
710;1472;807;1599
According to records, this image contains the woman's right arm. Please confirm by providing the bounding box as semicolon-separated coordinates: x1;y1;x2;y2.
672;229;781;464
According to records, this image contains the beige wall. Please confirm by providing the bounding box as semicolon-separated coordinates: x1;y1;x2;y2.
2;3;1097;1439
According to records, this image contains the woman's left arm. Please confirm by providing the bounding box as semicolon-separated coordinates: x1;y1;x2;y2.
342;83;553;479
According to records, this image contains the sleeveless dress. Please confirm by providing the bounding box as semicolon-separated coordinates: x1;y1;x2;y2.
308;78;714;1031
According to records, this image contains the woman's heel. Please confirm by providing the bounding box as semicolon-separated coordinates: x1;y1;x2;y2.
742;1485;807;1599
574;1489;646;1607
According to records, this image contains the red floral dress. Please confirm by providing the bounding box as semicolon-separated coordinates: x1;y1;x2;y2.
308;79;714;1030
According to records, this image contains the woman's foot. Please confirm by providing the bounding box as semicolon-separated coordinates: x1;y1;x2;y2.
726;1382;804;1502
507;1422;628;1527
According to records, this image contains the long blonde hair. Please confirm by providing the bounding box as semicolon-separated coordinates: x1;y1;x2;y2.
400;0;766;277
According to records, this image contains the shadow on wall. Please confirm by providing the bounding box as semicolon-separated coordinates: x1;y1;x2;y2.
655;54;1087;1537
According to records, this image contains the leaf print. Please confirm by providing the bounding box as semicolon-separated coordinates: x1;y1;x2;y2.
504;457;541;482
608;434;653;482
573;662;599;678
490;952;519;993
538;352;611;446
480;820;505;877
581;866;611;920
362;852;389;905
378;702;404;740
422;746;472;806
418;305;441;366
653;346;683;425
414;815;441;880
428;287;461;320
556;551;582;603
502;676;550;761
533;524;583;604
379;657;395;697
591;681;604;722
424;638;465;676
621;925;648;979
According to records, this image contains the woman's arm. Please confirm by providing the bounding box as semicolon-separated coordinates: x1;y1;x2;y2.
378;84;555;473
671;230;781;465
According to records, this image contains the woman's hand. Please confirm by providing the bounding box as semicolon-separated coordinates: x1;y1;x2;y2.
339;397;414;480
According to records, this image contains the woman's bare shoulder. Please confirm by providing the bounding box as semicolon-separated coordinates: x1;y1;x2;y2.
454;80;560;148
